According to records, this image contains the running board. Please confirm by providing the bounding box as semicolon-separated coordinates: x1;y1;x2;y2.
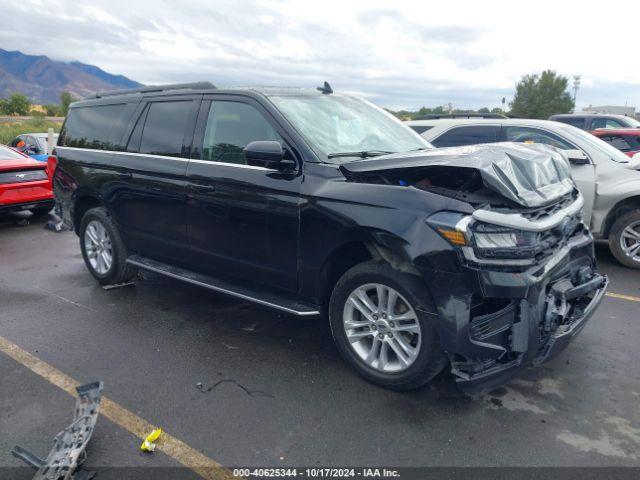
126;255;321;317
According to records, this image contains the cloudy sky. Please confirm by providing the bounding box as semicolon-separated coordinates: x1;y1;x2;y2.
1;0;638;111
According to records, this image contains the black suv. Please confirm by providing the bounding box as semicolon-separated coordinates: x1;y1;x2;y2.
53;82;608;392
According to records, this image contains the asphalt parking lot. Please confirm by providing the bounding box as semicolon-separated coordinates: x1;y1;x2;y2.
1;213;639;478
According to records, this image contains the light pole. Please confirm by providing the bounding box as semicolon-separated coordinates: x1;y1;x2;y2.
572;75;581;111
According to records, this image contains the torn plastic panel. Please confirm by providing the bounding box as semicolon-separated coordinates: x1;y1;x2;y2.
418;229;608;393
340;142;574;208
12;381;103;480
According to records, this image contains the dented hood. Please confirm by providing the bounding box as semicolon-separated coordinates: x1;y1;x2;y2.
339;142;575;208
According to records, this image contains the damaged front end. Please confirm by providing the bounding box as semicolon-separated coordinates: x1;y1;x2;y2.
341;143;608;392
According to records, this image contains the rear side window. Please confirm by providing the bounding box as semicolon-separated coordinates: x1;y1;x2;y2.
202;101;281;164
136;101;193;157
60;104;126;149
555;117;585;129
432;125;499;147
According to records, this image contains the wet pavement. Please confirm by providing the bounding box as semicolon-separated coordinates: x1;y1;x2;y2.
1;213;639;475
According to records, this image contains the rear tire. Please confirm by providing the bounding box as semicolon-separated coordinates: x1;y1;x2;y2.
329;261;447;391
609;210;640;269
79;207;137;285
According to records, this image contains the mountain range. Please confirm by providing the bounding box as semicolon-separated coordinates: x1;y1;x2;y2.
0;49;142;104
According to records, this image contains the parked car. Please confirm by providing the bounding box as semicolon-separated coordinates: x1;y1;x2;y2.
10;133;59;162
590;128;640;158
53;82;607;392
0;144;54;216
549;113;640;131
407;118;640;268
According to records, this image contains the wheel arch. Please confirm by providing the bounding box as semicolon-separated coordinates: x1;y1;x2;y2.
73;194;105;233
317;229;420;309
601;195;640;239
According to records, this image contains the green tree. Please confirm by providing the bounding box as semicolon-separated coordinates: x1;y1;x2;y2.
0;98;7;114
5;94;31;116
510;70;574;119
478;107;490;114
44;104;61;116
59;91;78;116
491;107;503;114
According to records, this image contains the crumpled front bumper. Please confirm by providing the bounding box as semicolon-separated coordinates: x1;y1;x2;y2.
417;230;608;393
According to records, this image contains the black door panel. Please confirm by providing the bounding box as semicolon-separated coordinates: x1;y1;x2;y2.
186;96;301;292
108;96;200;263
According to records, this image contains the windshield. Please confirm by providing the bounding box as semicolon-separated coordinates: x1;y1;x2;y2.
268;94;432;161
624;117;640;128
0;145;28;161
558;123;633;163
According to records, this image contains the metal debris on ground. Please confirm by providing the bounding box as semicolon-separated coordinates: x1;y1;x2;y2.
11;381;104;480
102;281;135;291
140;428;163;452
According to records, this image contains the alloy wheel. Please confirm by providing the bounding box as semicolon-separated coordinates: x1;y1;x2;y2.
84;220;113;274
619;220;640;263
342;283;422;373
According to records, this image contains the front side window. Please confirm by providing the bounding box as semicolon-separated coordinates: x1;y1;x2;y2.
268;94;430;161
591;118;624;129
432;125;499;148
202;101;281;165
504;126;574;150
60;104;126;150
137;101;193;157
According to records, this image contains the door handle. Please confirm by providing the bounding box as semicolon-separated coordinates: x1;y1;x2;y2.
116;171;132;179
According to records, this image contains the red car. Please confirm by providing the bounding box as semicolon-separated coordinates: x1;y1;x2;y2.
590;128;640;158
0;144;54;216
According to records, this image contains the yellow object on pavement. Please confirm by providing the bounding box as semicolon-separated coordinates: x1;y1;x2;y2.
141;428;162;452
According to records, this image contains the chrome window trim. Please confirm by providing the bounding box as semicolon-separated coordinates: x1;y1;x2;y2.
472;193;584;232
55;146;276;172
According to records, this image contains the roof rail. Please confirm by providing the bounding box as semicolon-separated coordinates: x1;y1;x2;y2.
413;113;508;120
86;81;217;99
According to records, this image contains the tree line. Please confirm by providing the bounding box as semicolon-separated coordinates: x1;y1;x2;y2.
389;70;576;120
1;70;575;120
0;91;78;117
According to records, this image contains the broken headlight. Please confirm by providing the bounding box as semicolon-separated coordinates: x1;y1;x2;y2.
427;212;558;260
471;223;547;258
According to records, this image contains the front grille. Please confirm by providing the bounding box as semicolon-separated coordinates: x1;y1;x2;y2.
519;192;576;221
0;169;47;184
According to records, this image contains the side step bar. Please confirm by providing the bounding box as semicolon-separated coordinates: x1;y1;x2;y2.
126;255;321;317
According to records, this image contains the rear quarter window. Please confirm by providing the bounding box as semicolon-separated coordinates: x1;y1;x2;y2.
59;103;127;150
409;125;434;135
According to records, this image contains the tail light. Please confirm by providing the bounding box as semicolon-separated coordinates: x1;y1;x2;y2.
46;155;58;182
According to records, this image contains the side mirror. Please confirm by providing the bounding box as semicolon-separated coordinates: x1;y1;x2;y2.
564;149;590;165
244;141;286;169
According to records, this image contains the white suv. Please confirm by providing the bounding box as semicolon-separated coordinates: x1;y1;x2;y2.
406;118;640;268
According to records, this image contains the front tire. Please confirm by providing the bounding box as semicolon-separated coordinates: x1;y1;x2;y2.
79;207;137;285
329;261;447;390
609;211;640;269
